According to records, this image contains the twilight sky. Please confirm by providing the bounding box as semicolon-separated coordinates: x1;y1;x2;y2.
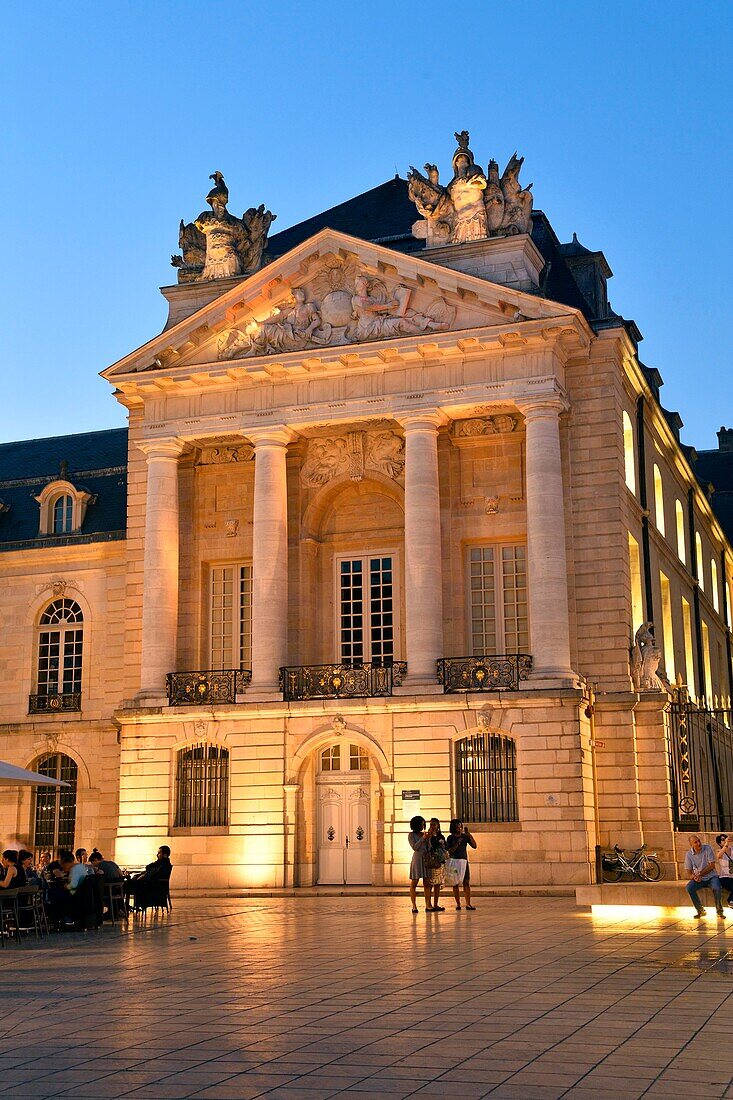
2;1;731;449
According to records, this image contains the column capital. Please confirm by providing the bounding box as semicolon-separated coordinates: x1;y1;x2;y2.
515;393;569;420
247;425;298;448
137;437;187;460
394;408;448;432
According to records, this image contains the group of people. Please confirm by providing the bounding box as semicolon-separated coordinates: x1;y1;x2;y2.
0;844;173;931
408;817;477;913
685;833;733;918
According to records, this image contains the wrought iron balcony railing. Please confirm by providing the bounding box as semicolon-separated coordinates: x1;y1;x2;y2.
166;669;252;706
279;661;407;701
28;692;82;714
437;654;532;693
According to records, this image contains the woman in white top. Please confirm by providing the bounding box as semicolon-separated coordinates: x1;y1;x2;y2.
716;834;733;909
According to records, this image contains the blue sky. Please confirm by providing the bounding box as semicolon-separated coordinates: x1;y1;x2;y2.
2;1;731;449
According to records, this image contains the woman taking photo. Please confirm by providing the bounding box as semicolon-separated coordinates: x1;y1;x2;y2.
407;815;431;913
446;819;477;910
424;818;447;912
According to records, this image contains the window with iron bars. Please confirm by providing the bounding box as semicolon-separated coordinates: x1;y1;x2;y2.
455;732;518;823
174;742;229;828
31;752;78;851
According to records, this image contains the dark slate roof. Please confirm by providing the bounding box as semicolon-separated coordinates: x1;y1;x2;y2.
694;449;733;544
0;428;128;551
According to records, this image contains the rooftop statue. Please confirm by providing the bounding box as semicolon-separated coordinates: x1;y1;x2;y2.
171;172;276;283
408;131;533;247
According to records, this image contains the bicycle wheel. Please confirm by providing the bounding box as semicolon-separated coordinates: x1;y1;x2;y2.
638;857;661;882
601;860;623;883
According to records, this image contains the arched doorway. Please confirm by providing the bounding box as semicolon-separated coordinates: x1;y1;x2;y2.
316;738;372;884
31;752;78;852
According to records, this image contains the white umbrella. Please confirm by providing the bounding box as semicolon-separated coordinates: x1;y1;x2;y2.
0;760;69;787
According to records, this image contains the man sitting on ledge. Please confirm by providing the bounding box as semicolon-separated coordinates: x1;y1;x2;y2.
685;835;726;919
125;845;172;911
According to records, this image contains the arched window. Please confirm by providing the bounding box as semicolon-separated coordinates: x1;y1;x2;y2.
675;500;686;563
455;732;518;823
623;411;636;494
174;742;229;828
696;533;704;590
653;465;665;535
31;752;78;852
31;599;84;712
711;558;720;613
52;494;74;534
319;742;369;772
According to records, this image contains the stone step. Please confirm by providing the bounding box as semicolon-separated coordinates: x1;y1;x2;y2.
173;884;577;899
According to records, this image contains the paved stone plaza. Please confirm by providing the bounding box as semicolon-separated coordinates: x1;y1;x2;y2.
1;899;733;1099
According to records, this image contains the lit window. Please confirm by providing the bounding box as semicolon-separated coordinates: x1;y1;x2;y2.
696;533;704;590
320;745;341;772
628;534;644;632
701;621;713;703
682;597;696;699
338;556;395;665
659;572;675;680
653;465;665;535
174;743;229;827
52;495;73;534
711;559;720;613
623;411;636;494
34;599;83;706
455;732;518;823
349;744;369;771
31;752;78;850
469;545;528;654
209;564;252;670
675;501;686;563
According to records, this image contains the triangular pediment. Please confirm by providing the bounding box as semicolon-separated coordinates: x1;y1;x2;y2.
103;228;585;383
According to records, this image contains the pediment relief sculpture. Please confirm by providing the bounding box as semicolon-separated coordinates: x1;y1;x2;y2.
408;130;533;247
197;443;254;465
216;259;456;361
300;429;405;488
452;414;518;438
171;172;276;284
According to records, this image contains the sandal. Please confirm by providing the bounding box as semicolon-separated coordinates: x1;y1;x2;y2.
425;906;435;911
455;905;462;910
466;905;476;911
411;907;418;914
433;905;445;912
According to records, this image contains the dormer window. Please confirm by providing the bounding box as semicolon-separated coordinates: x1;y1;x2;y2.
35;479;95;537
52;494;74;534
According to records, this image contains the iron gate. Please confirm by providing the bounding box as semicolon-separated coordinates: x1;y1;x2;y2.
669;693;733;831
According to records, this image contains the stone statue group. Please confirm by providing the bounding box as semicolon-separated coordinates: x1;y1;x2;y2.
408;130;533;247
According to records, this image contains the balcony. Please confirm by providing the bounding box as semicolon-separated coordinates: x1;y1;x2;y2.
436;654;533;693
166;669;252;706
279;662;407;702
28;692;82;714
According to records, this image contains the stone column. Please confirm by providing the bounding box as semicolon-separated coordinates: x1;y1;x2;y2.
398;411;446;685
138;439;186;701
516;397;574;679
283;783;300;887
249;428;295;691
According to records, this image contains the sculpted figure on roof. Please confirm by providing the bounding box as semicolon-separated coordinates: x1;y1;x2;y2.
408;131;533;247
171;173;276;283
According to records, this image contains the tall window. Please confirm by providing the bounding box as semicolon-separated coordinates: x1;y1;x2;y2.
338;555;394;665
210;564;252;669
37;599;83;699
659;572;675;681
628;534;644;631
701;621;713;703
455;732;518;823
469;545;528;654
682;597;696;699
51;494;74;534
711;558;720;613
653;465;665;534
675;500;686;563
32;752;78;851
174;742;229;828
695;533;704;590
623;411;636;494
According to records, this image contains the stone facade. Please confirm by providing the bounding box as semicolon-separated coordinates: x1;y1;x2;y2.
1;160;731;891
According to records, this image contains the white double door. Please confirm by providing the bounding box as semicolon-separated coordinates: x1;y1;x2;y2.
317;777;372;884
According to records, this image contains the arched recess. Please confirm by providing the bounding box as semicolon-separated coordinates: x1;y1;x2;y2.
22;745;90;854
289;721;391;784
299;475;406;665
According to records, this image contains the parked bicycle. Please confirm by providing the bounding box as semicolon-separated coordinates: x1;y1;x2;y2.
601;843;662;882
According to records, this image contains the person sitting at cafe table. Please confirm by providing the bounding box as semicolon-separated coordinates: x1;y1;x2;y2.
125;846;172;910
0;850;25;889
88;850;124;882
17;850;42;889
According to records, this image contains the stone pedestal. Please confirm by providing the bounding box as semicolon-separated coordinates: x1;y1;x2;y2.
398;412;445;685
420;233;545;292
138;439;186;702
250;428;295;691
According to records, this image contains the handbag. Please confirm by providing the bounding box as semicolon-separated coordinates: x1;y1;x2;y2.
443;858;467;887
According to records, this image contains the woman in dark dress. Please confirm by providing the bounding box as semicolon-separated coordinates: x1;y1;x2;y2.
424;818;447;912
407;815;430;913
446;819;477;910
0;850;26;889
